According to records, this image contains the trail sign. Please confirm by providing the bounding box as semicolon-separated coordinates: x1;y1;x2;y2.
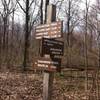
35;21;63;39
41;38;64;59
34;57;61;72
33;4;64;100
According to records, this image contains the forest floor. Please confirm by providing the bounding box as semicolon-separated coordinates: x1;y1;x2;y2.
0;71;99;100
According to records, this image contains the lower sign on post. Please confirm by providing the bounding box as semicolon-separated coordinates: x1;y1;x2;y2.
33;57;61;72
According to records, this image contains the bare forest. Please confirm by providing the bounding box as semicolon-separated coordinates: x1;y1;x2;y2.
0;0;100;100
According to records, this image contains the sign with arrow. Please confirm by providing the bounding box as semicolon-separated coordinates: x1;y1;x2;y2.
35;21;63;39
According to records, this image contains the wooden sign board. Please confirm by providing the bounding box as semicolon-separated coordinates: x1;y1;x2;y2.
41;38;64;59
34;57;61;72
35;21;63;39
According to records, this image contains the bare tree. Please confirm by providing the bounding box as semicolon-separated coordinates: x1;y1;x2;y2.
40;0;43;24
59;0;82;67
81;0;91;98
16;0;40;71
0;0;17;49
0;0;17;69
95;0;100;99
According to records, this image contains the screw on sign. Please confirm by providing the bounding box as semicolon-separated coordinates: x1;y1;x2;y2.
35;21;63;39
41;38;64;59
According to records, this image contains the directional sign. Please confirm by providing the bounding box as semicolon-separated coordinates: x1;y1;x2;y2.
34;57;61;72
41;38;64;59
35;21;63;39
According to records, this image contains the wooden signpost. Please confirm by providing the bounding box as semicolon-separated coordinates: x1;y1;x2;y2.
34;4;64;100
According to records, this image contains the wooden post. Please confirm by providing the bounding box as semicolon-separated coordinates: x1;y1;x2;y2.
43;70;54;100
43;5;56;100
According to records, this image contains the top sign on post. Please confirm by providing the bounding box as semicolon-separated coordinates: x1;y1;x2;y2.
35;21;63;39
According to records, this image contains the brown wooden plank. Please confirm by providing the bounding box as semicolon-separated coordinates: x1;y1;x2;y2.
35;21;63;39
41;38;64;59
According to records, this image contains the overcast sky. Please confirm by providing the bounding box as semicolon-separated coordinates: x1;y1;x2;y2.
20;0;96;23
0;0;96;24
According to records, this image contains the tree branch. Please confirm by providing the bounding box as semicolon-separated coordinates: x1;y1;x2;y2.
16;0;26;13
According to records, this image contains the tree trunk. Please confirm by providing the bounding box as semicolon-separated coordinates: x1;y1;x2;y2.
44;0;49;23
23;0;30;71
40;0;43;24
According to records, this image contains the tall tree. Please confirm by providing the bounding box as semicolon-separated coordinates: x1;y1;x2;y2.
84;0;90;97
40;0;43;24
23;0;30;71
60;0;81;67
96;0;100;99
44;0;49;23
0;0;17;69
16;0;40;71
0;0;17;49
